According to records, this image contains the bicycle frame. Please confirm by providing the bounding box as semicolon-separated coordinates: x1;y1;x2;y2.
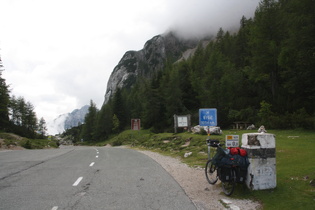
206;138;220;160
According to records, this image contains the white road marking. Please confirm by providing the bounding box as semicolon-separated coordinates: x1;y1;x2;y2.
97;151;99;154
89;162;95;167
96;155;98;158
73;177;83;186
52;206;58;210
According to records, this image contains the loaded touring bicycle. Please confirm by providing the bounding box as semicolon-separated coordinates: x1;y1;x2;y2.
205;139;249;196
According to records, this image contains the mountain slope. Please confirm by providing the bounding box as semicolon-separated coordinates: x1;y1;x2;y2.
104;32;201;104
47;105;89;135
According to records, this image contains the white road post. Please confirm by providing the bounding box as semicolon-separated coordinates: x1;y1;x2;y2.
241;133;277;190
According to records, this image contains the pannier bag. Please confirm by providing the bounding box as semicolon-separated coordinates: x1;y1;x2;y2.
235;167;247;183
217;154;234;167
229;147;240;155
239;148;247;157
231;154;250;168
218;166;233;182
211;146;230;165
228;147;247;157
215;147;250;183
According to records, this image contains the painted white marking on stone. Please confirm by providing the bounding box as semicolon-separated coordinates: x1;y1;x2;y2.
73;177;83;186
96;155;98;158
52;207;58;210
89;162;95;167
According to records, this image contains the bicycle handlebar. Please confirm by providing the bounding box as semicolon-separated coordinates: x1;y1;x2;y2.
206;139;221;147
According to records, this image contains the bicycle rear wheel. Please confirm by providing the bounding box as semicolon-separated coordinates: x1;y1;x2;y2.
221;168;236;196
205;159;218;185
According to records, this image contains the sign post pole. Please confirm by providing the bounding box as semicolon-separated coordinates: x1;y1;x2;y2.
207;126;211;160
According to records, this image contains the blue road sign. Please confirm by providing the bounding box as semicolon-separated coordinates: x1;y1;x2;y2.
199;108;217;126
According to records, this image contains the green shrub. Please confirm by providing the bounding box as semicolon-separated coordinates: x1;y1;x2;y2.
23;140;32;149
112;139;123;146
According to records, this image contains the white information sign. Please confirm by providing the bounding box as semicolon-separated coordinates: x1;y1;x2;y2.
225;135;239;147
177;116;188;127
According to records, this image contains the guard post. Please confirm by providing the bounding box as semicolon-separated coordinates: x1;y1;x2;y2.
241;133;277;190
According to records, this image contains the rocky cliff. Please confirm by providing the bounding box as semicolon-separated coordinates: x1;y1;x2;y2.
104;32;201;104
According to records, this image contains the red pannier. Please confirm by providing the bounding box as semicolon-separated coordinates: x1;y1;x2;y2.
229;147;240;155
239;148;247;157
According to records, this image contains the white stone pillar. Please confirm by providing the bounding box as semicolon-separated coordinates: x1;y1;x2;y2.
241;133;277;190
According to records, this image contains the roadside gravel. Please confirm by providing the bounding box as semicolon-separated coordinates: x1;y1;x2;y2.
138;149;262;210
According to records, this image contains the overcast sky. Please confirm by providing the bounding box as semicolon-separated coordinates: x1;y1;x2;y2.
1;0;260;133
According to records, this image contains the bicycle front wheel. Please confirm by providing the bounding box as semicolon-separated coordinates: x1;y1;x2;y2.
222;168;236;196
205;159;218;185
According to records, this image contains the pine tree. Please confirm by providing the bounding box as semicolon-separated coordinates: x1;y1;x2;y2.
163;65;184;123
24;101;37;134
248;0;282;103
38;117;47;138
112;88;127;131
234;16;253;68
0;59;10;130
81;100;98;141
94;103;112;140
8;96;38;138
278;0;315;113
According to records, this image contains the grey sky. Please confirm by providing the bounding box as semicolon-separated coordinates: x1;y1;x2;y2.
0;0;260;133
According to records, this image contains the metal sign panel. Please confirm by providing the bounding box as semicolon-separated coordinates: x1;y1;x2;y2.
177;116;188;127
131;119;141;130
199;108;217;126
225;135;239;147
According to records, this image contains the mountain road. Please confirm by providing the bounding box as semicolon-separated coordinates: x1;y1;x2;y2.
0;146;196;210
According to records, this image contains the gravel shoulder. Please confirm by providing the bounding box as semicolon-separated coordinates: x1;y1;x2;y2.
137;149;262;210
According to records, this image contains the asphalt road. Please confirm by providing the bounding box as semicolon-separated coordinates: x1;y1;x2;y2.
0;146;196;210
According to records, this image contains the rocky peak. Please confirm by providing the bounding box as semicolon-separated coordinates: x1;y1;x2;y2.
104;32;199;104
64;105;89;130
47;105;89;135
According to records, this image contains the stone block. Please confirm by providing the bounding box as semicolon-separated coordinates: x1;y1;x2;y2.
242;133;277;190
245;158;277;190
242;133;275;148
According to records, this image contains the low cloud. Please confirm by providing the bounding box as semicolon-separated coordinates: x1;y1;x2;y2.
165;0;260;39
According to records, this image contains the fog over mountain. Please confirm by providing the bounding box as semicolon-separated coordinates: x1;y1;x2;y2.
165;0;260;39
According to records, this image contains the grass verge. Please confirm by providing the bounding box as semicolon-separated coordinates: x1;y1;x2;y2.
0;132;59;149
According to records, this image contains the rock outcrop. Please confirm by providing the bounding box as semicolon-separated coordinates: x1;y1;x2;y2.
64;105;89;130
104;32;200;104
